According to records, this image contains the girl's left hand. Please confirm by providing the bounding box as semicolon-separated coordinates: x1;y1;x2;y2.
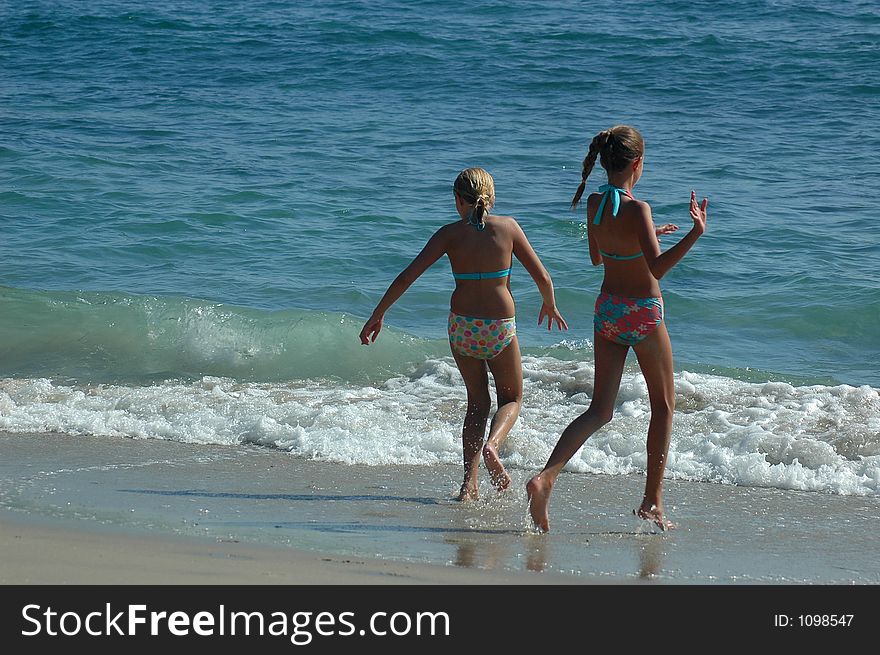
655;223;678;237
359;315;383;344
538;303;568;331
690;190;708;234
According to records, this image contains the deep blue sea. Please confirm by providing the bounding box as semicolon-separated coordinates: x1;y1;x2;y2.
2;0;878;496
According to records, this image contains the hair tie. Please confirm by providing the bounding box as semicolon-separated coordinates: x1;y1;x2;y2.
468;199;486;231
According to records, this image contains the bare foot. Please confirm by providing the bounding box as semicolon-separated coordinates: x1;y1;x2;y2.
482;444;512;492
634;505;675;531
525;474;552;532
455;484;479;502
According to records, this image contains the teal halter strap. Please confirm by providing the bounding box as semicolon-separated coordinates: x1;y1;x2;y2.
593;184;633;225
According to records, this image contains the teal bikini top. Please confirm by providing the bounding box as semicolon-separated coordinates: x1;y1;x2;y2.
453;267;511;281
453;210;511;279
593;184;643;261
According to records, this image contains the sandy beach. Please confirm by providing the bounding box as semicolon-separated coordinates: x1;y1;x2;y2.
0;508;582;585
1;432;877;649
1;430;878;586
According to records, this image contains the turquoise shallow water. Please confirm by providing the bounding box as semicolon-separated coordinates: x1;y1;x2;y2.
1;1;878;496
3;0;879;385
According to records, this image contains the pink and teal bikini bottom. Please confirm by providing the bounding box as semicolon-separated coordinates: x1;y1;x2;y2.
594;291;663;346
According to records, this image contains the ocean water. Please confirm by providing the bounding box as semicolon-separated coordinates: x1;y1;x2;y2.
1;1;879;499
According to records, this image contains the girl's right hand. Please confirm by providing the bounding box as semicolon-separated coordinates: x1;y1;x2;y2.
359;315;383;344
690;190;708;235
538;303;568;331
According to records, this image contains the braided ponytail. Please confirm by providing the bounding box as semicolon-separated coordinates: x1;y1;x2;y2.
570;126;644;209
570;130;612;209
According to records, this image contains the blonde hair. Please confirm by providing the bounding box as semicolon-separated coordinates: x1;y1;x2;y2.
571;125;645;208
453;167;495;230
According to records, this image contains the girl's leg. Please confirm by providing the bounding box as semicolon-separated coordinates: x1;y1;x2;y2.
632;322;676;529
483;336;524;491
451;349;491;501
527;334;629;532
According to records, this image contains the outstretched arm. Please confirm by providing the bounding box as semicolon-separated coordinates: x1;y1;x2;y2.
639;191;707;280
359;229;448;344
511;221;568;331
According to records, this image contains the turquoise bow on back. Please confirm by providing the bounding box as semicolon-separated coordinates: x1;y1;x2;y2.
593;184;633;225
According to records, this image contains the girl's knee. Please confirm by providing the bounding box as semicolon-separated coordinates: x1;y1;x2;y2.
650;397;675;424
492;378;523;405
597;409;614;426
585;404;614;426
466;395;491;417
497;391;523;408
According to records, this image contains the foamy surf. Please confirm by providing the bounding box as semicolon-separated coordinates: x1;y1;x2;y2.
1;357;877;496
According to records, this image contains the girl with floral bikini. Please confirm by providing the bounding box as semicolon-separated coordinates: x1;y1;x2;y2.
527;125;708;531
360;167;567;501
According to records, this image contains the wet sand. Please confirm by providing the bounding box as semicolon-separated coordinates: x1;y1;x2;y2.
1;431;878;585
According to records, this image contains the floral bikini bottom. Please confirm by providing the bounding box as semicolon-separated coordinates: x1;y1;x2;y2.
593;291;664;346
447;312;517;360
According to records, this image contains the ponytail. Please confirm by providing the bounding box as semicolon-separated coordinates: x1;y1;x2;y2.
468;195;489;230
453;167;495;231
571;130;612;209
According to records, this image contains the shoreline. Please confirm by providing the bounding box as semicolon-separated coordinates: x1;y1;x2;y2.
1;431;878;585
0;508;582;585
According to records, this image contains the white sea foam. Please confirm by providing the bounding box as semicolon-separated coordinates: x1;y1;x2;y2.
1;356;878;496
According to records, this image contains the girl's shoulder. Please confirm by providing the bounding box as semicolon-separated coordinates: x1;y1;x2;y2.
435;219;466;236
440;215;519;239
584;192;605;217
625;198;653;217
488;214;523;236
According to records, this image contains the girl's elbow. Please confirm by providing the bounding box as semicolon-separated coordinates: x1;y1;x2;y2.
394;272;417;289
530;269;551;288
646;261;665;280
